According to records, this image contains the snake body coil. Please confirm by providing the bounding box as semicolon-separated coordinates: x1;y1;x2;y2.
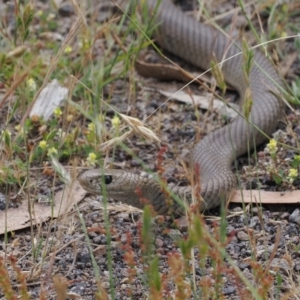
78;0;283;215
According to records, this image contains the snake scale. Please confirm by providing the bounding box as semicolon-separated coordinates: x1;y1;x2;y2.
78;0;284;215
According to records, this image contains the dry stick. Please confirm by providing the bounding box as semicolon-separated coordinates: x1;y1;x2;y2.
0;69;33;109
263;227;282;276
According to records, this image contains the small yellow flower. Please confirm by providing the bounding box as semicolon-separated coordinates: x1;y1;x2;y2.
47;13;56;21
88;123;95;133
111;115;120;128
86;152;97;166
39;140;47;150
27;77;37;92
281;31;287;38
78;38;90;50
64;45;72;54
54;107;62;117
267;139;277;154
294;155;300;162
37;10;43;17
288;168;298;179
14;125;24;135
47;147;58;156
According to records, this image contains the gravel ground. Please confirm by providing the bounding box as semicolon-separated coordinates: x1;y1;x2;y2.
0;0;300;299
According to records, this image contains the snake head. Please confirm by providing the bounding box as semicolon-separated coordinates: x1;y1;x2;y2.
78;169;127;194
78;169;111;194
77;169;155;210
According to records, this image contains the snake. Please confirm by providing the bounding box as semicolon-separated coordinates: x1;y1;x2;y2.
78;0;284;215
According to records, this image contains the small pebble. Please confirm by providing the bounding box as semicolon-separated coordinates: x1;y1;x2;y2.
289;208;300;225
155;238;164;248
280;212;290;220
270;258;292;273
237;231;249;241
223;286;236;295
101;282;110;289
58;4;74;17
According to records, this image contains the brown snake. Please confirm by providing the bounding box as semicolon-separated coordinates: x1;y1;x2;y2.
78;0;284;215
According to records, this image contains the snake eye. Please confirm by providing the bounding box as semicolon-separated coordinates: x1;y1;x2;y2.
104;175;113;184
